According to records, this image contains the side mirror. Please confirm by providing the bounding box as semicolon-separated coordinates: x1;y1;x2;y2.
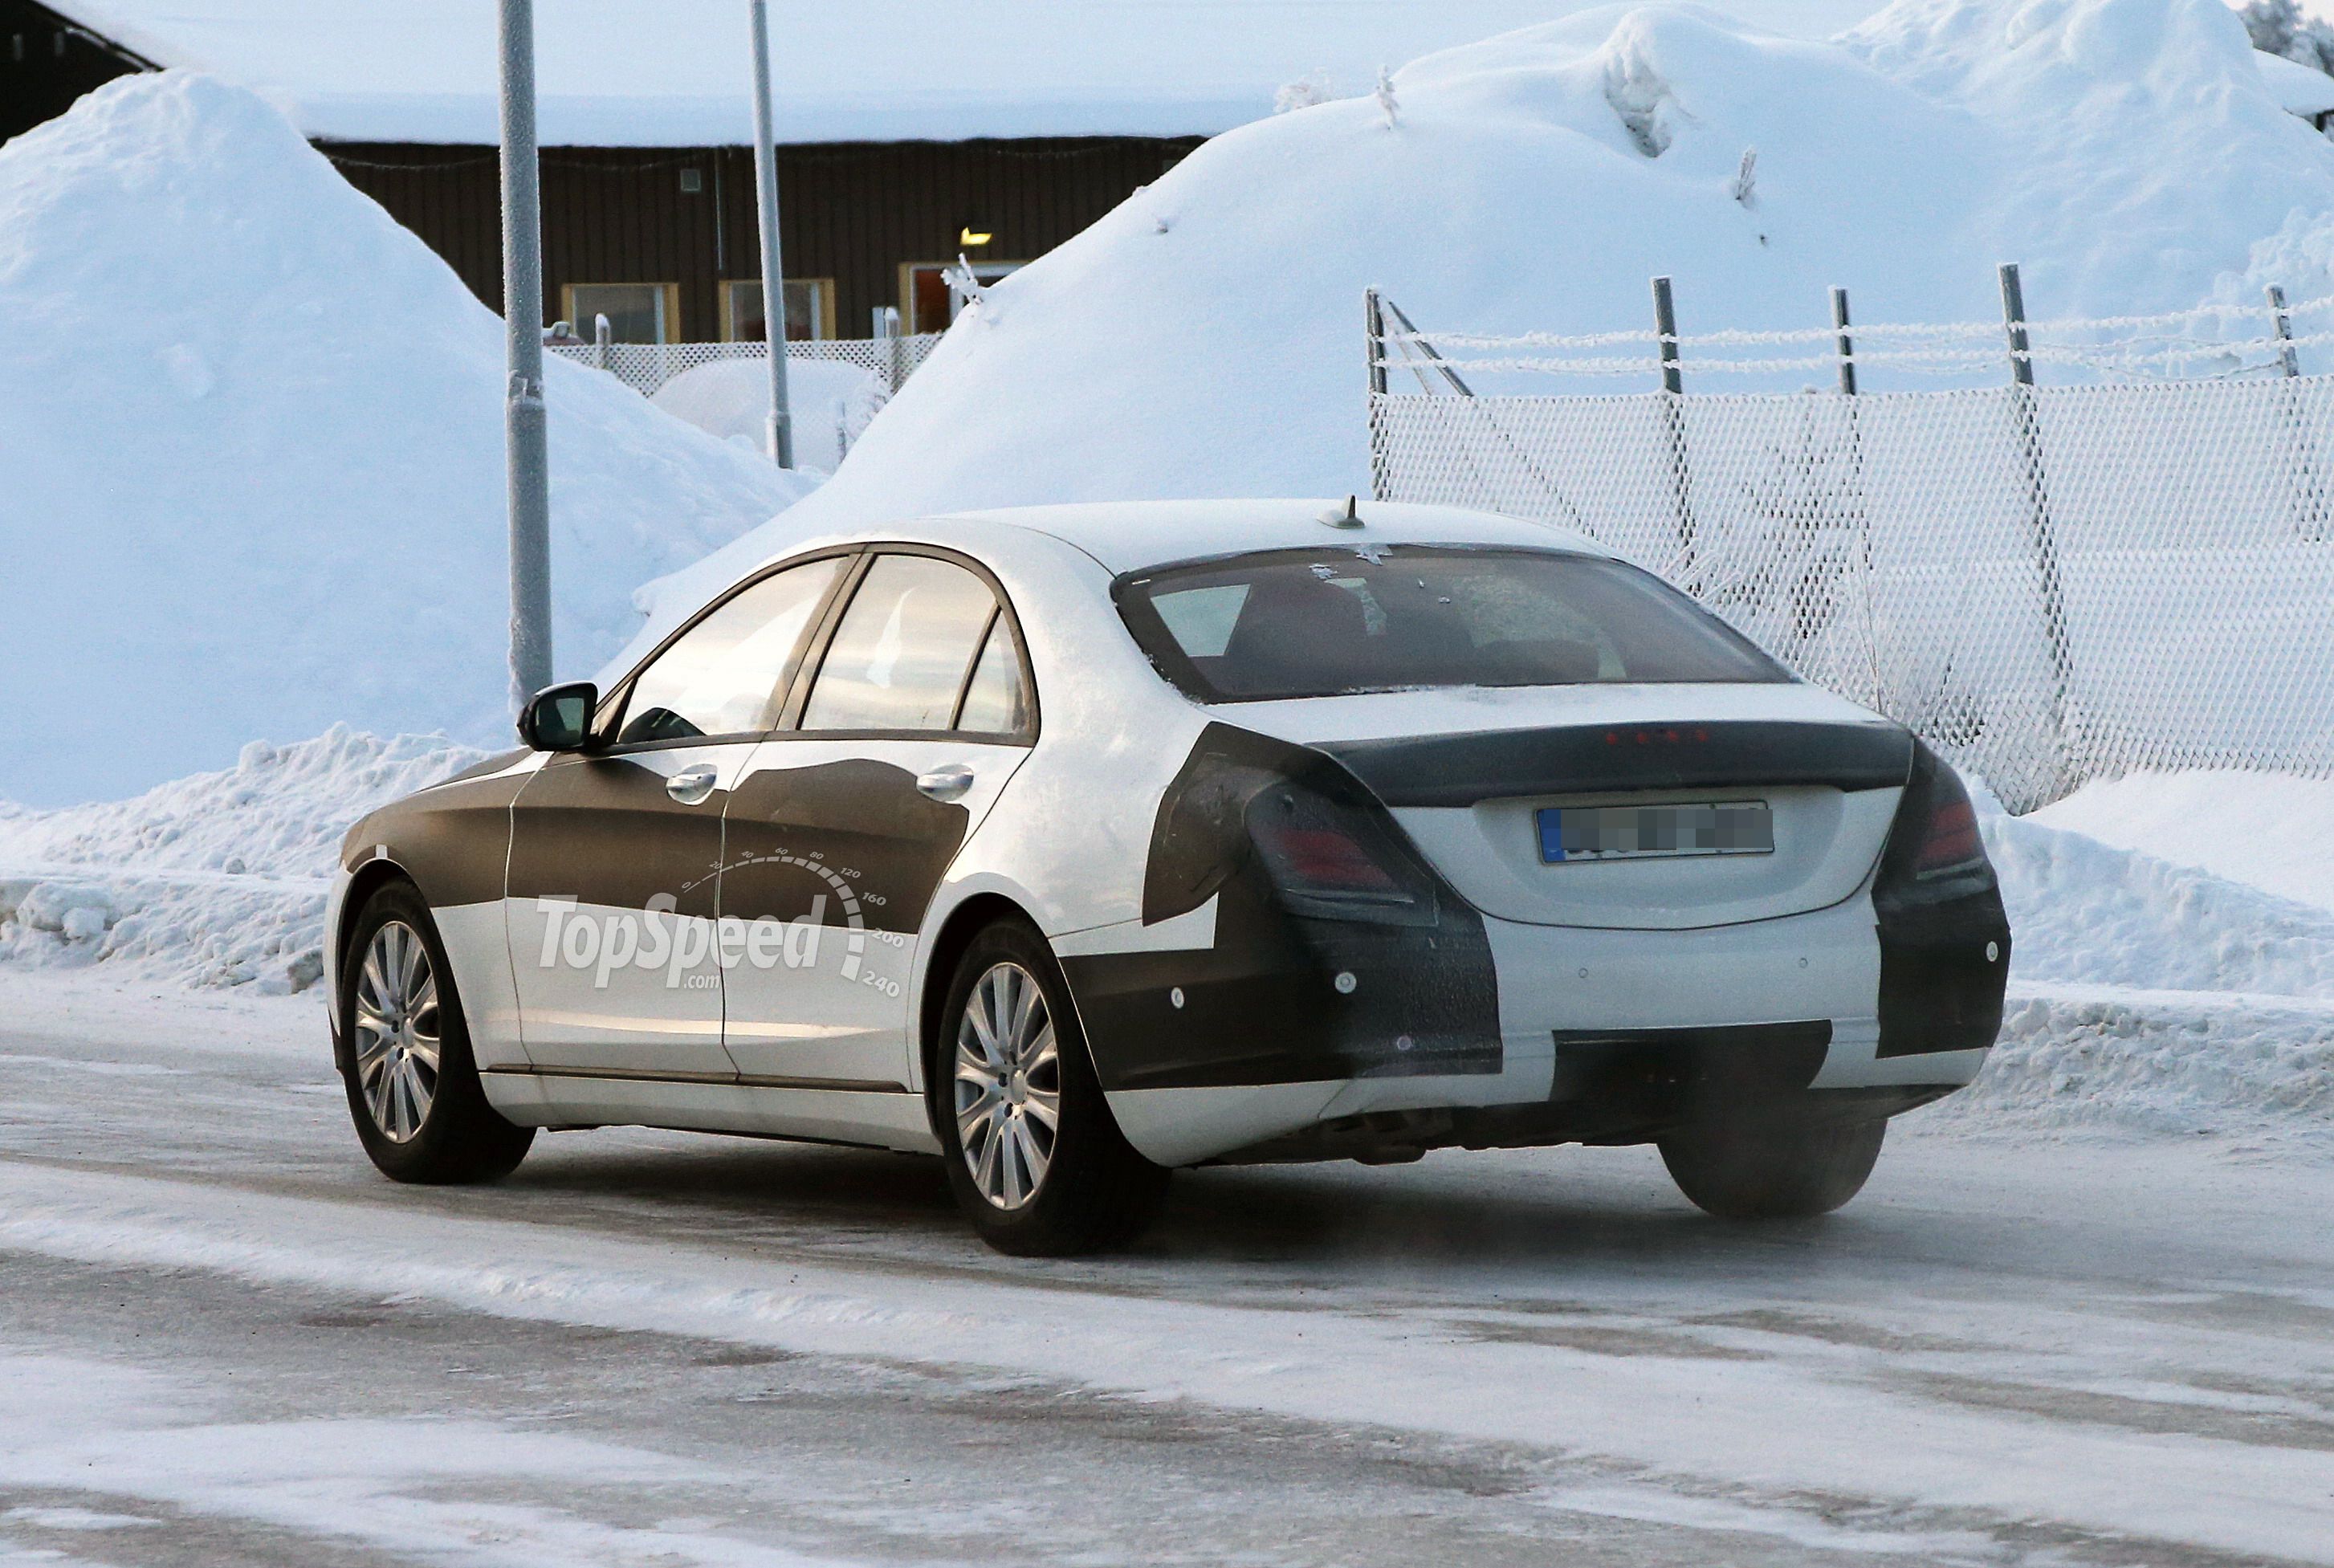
518;681;599;753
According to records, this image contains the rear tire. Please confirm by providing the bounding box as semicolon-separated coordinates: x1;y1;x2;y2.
934;919;1168;1256
340;881;534;1184
1659;1115;1886;1220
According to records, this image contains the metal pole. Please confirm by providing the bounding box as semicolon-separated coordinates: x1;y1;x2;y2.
1651;275;1696;580
1831;285;1857;396
1997;262;2076;801
747;0;793;466
1363;287;1389;397
1363;288;1390;501
1652;275;1683;395
592;312;611;372
2268;284;2301;379
498;0;553;707
1999;262;2035;387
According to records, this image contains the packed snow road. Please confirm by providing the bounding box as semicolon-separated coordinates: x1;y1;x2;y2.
2;971;2330;1567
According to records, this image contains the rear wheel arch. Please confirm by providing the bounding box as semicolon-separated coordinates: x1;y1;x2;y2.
918;893;1042;1106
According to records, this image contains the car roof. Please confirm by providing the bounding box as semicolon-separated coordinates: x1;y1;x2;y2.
888;499;1612;576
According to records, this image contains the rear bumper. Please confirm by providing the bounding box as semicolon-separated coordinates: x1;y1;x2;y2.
1101;895;1994;1167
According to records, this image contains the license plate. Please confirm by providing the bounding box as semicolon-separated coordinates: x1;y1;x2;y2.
1538;801;1774;863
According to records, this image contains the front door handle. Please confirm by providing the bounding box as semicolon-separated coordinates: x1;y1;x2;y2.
916;763;976;803
666;762;719;806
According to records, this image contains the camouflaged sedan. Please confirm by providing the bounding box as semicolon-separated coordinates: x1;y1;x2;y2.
327;500;2011;1254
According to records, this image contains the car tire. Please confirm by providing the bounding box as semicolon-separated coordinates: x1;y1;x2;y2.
340;881;535;1184
934;918;1169;1256
1658;1114;1886;1220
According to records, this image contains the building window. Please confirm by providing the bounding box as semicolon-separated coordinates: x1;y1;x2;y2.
900;261;1021;334
562;283;678;344
723;279;835;343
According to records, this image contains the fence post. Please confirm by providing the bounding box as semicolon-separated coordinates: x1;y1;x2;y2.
1831;285;1856;396
1831;285;1886;707
1652;275;1697;580
592;312;611;372
2267;284;2329;542
2268;284;2301;379
1365;288;1391;502
1998;263;2078;801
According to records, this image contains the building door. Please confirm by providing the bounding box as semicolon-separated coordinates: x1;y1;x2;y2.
901;260;1023;333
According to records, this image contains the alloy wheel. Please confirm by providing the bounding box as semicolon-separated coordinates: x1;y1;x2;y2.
352;919;442;1143
952;961;1061;1210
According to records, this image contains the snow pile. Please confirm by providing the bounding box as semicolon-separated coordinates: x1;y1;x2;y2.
631;0;2334;648
649;358;884;473
0;729;479;992
1927;788;2334;1140
0;71;808;809
2029;769;2334;914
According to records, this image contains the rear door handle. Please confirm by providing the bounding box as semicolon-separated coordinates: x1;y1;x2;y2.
666;762;719;805
916;764;975;803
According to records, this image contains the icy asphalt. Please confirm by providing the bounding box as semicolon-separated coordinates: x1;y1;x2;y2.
1;970;2329;1568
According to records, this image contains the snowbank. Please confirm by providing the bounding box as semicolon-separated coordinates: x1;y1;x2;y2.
2030;769;2334;914
0;72;808;808
0;729;479;992
627;0;2334;651
649;358;883;472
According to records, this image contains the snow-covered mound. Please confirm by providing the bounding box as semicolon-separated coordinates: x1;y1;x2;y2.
2030;770;2334;914
0;72;808;808
649;358;883;472
629;0;2334;650
1925;799;2334;1139
0;728;479;992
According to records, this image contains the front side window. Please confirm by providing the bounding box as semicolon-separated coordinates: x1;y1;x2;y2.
800;555;1003;732
615;557;844;743
1117;546;1787;703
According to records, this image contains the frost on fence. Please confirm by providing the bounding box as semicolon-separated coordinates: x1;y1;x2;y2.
548;335;942;399
1369;379;2334;811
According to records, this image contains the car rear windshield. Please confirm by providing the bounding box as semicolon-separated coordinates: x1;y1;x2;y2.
1114;545;1789;703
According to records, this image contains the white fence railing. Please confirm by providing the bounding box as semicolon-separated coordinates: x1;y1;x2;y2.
549;334;942;400
1367;288;2334;812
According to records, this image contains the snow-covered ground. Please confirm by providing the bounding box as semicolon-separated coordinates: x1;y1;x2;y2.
2;967;2332;1565
0;72;809;808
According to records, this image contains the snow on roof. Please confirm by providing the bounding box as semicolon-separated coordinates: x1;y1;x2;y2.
2257;47;2334;116
45;0;1885;146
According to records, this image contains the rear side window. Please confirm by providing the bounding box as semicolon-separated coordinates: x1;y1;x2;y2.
1117;546;1786;703
800;555;1004;731
615;556;844;743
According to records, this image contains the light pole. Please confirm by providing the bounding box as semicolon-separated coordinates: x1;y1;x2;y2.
498;0;553;705
748;0;795;467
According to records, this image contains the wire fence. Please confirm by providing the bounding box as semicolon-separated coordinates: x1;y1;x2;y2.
1367;283;2334;812
548;333;943;401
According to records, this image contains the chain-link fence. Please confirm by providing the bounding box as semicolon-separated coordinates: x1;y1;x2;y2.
1369;300;2334;812
548;334;942;400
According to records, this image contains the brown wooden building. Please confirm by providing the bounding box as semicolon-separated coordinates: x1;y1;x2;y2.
1;0;1222;343
320;135;1196;343
6;0;1566;343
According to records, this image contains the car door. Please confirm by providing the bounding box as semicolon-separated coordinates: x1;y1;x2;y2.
505;554;850;1077
719;549;1037;1088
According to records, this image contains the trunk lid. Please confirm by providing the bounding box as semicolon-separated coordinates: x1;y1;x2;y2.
1229;683;1912;931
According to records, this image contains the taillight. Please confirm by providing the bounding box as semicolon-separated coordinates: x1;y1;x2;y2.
1914;794;1982;879
1878;740;1991;895
1247;784;1432;923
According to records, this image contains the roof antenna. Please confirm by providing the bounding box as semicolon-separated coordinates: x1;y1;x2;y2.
1319;494;1363;528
